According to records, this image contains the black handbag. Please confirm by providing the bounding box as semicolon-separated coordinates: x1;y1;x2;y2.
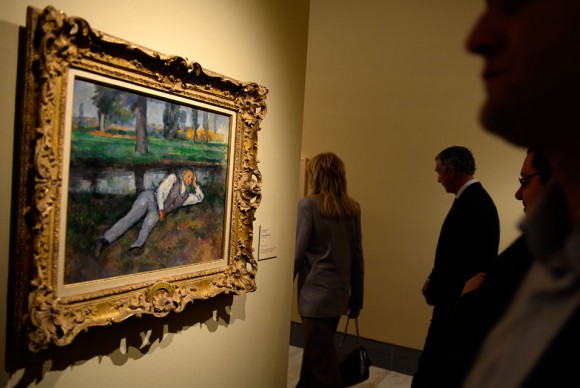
338;317;372;387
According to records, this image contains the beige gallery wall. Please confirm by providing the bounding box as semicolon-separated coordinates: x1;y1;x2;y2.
292;0;526;350
0;0;309;387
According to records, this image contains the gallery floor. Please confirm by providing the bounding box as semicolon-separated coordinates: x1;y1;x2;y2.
287;345;413;387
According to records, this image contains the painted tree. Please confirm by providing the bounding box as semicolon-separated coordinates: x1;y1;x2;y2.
92;85;148;154
133;95;148;153
163;102;180;139
202;110;209;143
78;103;84;131
191;108;199;142
92;85;130;133
210;113;218;142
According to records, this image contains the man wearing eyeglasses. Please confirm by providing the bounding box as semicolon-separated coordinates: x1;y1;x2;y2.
515;149;552;214
445;149;553;387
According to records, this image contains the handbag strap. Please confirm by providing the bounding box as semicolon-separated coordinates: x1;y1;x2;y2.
338;317;361;353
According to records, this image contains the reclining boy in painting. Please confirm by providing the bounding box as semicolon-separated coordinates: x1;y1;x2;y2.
95;167;204;257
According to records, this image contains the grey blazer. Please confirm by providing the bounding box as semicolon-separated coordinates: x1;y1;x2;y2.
294;196;364;318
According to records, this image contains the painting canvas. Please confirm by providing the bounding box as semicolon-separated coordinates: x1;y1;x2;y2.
10;6;268;351
60;71;234;296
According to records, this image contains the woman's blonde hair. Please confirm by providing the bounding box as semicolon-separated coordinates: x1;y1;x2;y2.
307;152;357;220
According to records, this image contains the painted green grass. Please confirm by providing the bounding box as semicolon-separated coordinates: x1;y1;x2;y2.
65;191;225;283
71;131;228;166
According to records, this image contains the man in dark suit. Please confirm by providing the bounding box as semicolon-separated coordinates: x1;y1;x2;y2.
411;145;500;388
445;149;552;387
459;1;580;387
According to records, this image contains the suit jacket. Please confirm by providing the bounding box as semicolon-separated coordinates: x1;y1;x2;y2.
294;196;364;318
454;239;580;387
426;182;500;314
457;184;580;387
446;234;533;387
411;182;499;388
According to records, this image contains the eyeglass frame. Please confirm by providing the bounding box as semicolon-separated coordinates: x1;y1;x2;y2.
518;172;542;188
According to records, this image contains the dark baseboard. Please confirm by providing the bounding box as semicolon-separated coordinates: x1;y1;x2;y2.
289;321;420;376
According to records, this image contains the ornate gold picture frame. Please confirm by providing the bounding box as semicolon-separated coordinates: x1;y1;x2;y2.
11;5;267;352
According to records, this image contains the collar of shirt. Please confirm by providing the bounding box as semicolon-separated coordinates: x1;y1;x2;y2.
455;178;478;198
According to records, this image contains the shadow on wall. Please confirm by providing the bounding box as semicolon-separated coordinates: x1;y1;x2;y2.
5;293;237;388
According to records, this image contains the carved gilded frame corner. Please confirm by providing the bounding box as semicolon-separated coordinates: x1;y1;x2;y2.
11;5;267;352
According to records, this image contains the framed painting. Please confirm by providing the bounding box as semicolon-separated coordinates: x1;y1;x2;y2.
10;5;268;351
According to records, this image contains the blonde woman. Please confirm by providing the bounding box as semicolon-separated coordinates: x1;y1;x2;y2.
294;152;364;387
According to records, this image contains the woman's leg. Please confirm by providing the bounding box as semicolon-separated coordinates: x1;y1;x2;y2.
297;316;341;388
